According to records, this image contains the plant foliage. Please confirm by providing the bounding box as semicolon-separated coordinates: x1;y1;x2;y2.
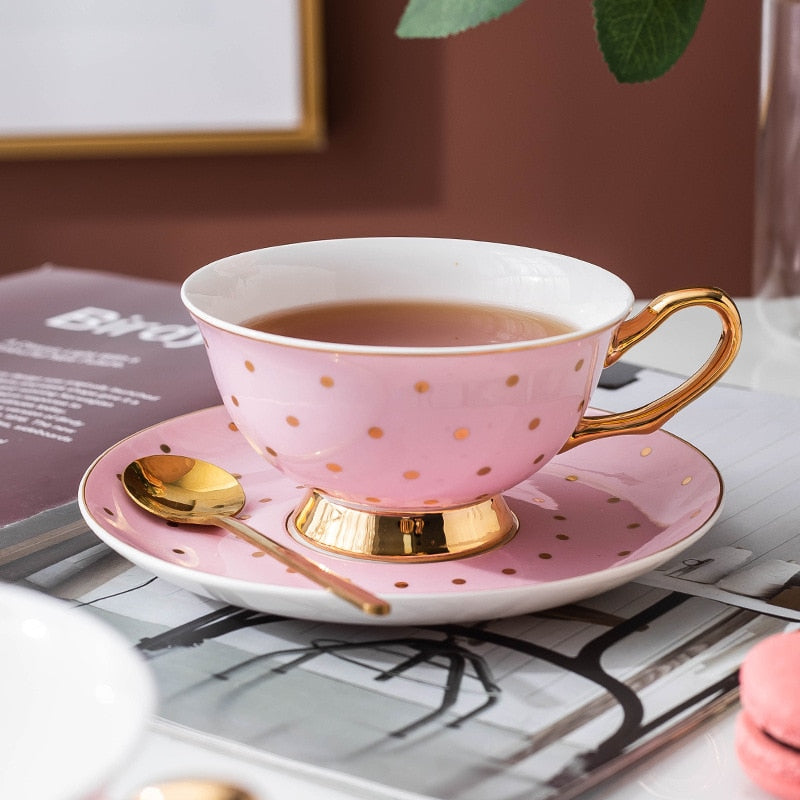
396;0;707;83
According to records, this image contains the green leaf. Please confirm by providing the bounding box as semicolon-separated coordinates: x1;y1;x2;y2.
594;0;706;83
396;0;527;38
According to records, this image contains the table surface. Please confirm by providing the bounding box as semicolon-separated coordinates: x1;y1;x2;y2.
104;297;800;800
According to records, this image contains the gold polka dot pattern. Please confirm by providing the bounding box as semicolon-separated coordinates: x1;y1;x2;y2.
205;342;708;545
225;351;601;511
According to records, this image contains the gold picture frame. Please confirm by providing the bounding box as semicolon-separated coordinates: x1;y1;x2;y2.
0;0;324;159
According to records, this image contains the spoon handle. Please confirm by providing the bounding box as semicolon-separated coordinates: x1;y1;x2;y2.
211;515;391;616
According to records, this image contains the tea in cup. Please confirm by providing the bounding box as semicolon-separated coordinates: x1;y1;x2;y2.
182;238;741;561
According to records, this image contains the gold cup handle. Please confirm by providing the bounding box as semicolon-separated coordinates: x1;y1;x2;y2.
561;287;742;451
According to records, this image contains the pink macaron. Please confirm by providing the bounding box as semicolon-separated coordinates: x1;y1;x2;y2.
736;630;800;799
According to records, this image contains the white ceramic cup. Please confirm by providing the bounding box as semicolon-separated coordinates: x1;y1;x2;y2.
182;237;741;560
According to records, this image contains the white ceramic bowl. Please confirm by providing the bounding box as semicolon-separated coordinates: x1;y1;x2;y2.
0;582;155;799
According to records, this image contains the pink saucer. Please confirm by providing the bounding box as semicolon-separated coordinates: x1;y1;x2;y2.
78;406;723;625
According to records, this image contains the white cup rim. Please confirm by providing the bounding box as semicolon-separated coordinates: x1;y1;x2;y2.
182;237;635;356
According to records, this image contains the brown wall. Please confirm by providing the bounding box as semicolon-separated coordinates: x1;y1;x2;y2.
0;0;759;297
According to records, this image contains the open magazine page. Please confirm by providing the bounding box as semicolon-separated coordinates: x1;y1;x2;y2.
595;369;800;622
18;539;788;800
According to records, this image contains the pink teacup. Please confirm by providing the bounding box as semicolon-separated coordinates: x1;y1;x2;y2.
182;237;741;561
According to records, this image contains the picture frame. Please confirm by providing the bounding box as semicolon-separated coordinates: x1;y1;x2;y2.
0;0;324;158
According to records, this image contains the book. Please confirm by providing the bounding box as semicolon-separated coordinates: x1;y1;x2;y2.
0;264;221;573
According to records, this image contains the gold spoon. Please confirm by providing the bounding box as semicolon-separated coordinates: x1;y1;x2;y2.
131;779;255;799
121;454;390;616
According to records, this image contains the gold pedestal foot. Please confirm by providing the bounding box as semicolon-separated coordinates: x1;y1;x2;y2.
289;492;519;562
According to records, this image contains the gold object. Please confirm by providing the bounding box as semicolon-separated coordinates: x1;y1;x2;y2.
562;287;742;450
0;0;324;159
291;491;519;562
121;455;389;616
131;779;255;800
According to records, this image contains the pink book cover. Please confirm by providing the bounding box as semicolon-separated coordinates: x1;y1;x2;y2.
0;264;222;529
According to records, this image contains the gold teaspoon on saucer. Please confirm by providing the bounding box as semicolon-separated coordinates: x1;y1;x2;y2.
121;454;390;617
131;778;255;799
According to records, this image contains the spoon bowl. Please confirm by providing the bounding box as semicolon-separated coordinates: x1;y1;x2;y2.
122;454;390;616
131;778;255;799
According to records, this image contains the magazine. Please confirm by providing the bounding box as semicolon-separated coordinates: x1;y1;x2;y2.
0;265;220;574
20;542;788;800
